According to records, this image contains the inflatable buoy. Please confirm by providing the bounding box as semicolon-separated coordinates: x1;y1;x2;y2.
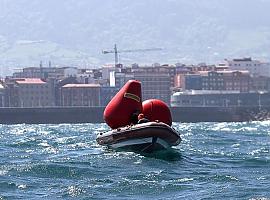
104;80;142;129
142;99;172;126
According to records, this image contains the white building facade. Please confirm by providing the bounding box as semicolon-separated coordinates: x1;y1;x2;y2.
224;57;270;77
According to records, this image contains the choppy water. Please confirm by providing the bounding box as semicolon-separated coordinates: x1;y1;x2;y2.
0;122;270;200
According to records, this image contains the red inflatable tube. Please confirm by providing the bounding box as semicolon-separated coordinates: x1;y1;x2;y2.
142;99;172;126
104;80;142;129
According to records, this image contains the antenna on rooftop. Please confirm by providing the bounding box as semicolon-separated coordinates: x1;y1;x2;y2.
40;61;43;79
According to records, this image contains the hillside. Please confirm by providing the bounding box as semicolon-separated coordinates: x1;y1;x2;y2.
0;0;270;75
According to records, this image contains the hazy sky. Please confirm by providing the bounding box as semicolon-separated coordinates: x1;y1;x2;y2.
0;0;270;74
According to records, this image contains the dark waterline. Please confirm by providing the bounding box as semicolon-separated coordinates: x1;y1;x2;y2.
0;122;269;199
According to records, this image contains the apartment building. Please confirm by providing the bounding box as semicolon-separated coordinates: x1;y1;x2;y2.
200;70;251;92
224;57;270;77
0;83;5;107
12;66;78;79
5;78;55;107
60;84;100;106
251;76;270;91
181;74;202;90
100;86;119;106
133;65;175;105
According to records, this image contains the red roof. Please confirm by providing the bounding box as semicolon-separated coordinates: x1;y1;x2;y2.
16;78;46;84
62;84;100;88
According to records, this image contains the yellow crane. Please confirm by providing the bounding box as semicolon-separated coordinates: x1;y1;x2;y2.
102;44;162;67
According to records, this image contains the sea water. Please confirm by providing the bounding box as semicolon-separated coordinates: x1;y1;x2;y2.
0;122;269;199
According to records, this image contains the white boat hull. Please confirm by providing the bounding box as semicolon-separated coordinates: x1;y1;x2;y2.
97;121;181;152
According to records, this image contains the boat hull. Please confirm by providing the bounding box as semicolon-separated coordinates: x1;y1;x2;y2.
96;121;181;152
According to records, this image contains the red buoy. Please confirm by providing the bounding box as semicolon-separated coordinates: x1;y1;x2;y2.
142;99;172;126
104;80;142;129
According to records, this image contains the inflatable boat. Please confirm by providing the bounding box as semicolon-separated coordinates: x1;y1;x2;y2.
96;121;181;152
98;80;181;152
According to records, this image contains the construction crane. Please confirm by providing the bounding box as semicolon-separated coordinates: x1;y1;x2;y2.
102;44;162;67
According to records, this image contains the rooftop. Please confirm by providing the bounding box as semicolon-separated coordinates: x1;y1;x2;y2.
231;57;252;62
62;84;100;88
173;90;249;96
198;70;250;75
216;70;249;74
16;78;46;84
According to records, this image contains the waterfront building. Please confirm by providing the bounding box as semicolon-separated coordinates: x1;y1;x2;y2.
181;74;202;90
110;71;134;89
200;70;251;92
60;84;100;106
100;86;118;106
77;68;95;84
12;66;78;79
77;68;107;86
216;63;229;71
174;66;191;88
171;90;270;107
5;78;55;107
223;71;251;92
0;83;5;107
4;82;18;107
116;72;134;89
102;65;119;83
174;64;227;90
133;65;175;105
188;63;216;72
224;57;270;77
251;76;270;91
53;77;79;106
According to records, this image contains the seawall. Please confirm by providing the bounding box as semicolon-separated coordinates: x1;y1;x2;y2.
0;107;104;124
0;106;269;124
